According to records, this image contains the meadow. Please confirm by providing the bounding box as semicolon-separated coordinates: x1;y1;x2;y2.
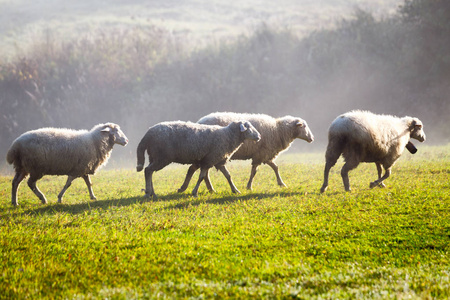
0;144;449;299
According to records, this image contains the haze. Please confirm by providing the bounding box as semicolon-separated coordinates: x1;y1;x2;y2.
0;0;401;56
2;0;448;172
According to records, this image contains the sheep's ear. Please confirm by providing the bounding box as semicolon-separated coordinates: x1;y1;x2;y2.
240;123;247;132
296;120;304;127
410;119;422;130
101;127;111;133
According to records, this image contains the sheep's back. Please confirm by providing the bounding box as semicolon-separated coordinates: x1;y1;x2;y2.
199;113;277;160
12;129;97;176
333;112;402;142
330;111;407;161
146;122;225;164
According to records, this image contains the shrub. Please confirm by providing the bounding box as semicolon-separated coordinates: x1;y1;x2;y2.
1;0;449;165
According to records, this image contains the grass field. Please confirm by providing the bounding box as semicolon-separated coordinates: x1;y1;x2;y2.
0;144;449;298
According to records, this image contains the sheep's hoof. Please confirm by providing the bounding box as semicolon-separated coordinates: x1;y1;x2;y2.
370;181;379;188
177;187;187;193
279;183;287;188
144;193;157;200
142;189;155;198
320;186;327;193
370;181;385;188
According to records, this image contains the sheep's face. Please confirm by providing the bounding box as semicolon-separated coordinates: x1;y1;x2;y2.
294;119;314;143
240;121;261;142
410;118;426;143
101;124;129;146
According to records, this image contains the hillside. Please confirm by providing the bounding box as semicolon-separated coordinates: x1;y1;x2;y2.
0;0;402;57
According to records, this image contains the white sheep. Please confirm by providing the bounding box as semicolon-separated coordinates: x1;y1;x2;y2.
6;123;128;205
320;110;426;193
178;112;314;192
136;120;261;198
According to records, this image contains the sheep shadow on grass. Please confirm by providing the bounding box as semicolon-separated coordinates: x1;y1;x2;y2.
163;190;304;211
0;196;145;218
0;189;310;218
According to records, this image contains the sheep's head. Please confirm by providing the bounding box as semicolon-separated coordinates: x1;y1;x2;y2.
405;118;425;154
293;118;314;143
409;118;426;143
239;121;261;142
100;123;129;146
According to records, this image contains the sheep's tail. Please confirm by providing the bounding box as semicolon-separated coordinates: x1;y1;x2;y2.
6;144;18;165
136;137;147;172
325;134;346;164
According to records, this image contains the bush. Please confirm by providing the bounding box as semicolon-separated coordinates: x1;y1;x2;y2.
1;0;449;166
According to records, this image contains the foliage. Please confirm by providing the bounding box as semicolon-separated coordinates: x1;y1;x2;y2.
1;0;450;163
0;145;449;298
0;26;185;158
400;0;450;90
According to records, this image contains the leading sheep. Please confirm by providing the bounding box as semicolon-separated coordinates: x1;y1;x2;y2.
6;123;128;205
136;120;261;198
178;112;314;192
320;110;426;193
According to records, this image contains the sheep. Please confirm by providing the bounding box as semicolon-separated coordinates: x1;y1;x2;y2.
320;110;426;193
6;123;128;205
177;112;314;193
136;120;261;198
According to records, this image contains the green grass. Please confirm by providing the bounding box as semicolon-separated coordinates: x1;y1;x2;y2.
0;145;449;299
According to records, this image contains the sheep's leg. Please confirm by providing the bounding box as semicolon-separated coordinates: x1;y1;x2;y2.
203;169;216;193
11;170;28;206
321;159;340;193
192;168;209;197
267;161;287;187
143;161;168;199
82;175;97;200
218;165;240;194
178;164;199;193
27;175;47;204
320;140;343;193
321;161;337;193
374;163;386;188
340;159;359;192
370;167;391;188
57;176;76;203
247;164;259;190
144;166;157;199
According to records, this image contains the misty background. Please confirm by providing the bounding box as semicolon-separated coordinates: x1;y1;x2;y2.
1;0;449;172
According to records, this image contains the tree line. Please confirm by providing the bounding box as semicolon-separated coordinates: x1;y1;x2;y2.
1;0;449;164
